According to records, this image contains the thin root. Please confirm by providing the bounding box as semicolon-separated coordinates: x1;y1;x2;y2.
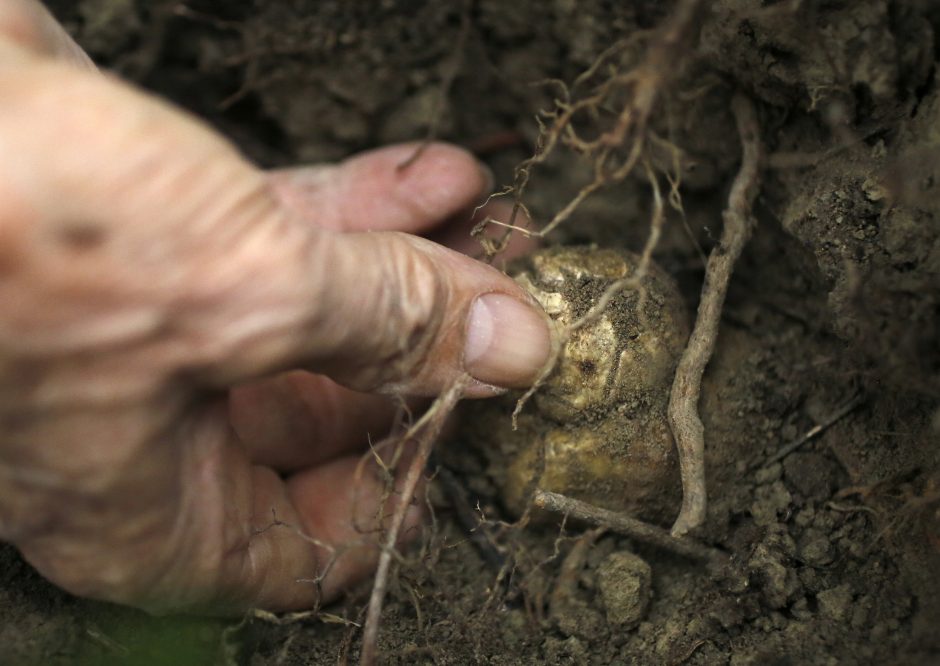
473;0;706;262
667;94;763;537
534;490;728;568
396;0;473;171
359;376;470;666
758;392;864;469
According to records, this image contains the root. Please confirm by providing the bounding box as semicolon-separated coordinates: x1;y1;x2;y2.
249;509;373;612
758;392;864;469
667;94;763;537
432;457;506;570
359;376;470;666
534;490;727;568
472;0;706;260
549;527;605;624
397;0;473;171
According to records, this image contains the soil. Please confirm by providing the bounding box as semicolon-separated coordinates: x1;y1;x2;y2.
3;0;939;664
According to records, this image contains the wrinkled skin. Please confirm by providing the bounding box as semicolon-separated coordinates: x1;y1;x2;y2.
0;0;549;615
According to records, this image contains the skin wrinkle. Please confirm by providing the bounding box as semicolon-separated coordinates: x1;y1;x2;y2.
319;162;353;230
0;306;166;354
322;232;450;392
4;102;326;393
0;67;268;280
0;110;260;368
165;172;287;271
14;425;181;605
0;336;183;411
291;144;488;235
181;223;336;387
285;459;402;603
0;466;62;542
163;413;244;611
4;422;168;517
246;467;320;608
0;172;33;278
379;234;448;380
58;406;235;611
0;400;184;582
0;213;316;404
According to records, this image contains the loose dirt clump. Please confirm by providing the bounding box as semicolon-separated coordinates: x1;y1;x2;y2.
2;1;939;664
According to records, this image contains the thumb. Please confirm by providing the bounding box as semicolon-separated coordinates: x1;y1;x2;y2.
0;57;552;401
294;228;554;396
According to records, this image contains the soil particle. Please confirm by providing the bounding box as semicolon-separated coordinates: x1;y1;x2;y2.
750;480;793;526
595;550;652;628
542;635;589;663
817;583;854;623
799;527;836;567
783;452;840;499
77;0;140;57
747;525;803;610
552;598;606;642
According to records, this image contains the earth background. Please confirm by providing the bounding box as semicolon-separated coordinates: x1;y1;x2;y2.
1;1;939;664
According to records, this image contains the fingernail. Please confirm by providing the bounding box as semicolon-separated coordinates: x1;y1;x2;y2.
464;294;552;388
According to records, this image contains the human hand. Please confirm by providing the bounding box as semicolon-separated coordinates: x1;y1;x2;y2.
0;0;551;614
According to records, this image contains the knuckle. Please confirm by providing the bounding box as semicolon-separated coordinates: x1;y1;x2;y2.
0;1;44;53
361;236;448;387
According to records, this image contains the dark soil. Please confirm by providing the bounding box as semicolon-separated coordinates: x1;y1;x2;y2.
3;1;939;664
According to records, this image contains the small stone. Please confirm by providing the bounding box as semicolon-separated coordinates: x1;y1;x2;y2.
543;636;588;663
799;567;821;593
748;532;802;609
770;611;788;629
755;462;783;485
783;453;837;499
794;507;816;528
799;528;835;566
553;598;605;640
596;551;653;628
812;510;837;531
750;481;792;526
791;597;813;621
817;584;853;622
850;601;870;629
839;537;866;559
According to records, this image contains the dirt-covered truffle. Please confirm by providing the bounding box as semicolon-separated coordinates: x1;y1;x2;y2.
467;246;689;522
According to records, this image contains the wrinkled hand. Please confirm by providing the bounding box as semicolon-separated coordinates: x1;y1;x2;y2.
0;1;550;614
